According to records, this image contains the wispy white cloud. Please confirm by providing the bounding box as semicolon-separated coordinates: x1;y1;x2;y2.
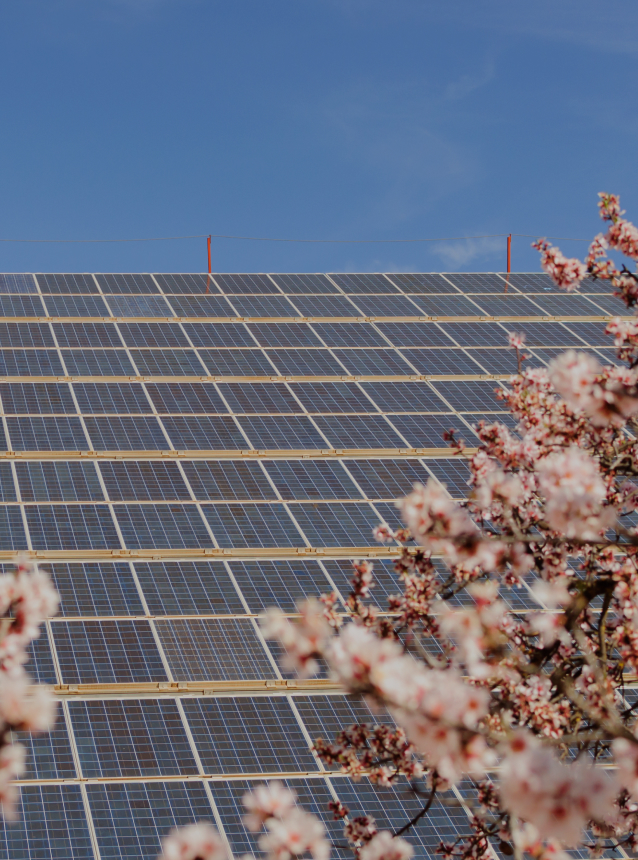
431;236;505;269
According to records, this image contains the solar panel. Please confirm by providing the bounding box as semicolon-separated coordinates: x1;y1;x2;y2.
7;416;88;450
114;503;212;549
16;461;104;501
145;381;227;414
247;322;324;347
375;321;455;347
182;322;256;347
99;461;192;501
44;295;109;317
215;273;281;294
47;562;144;616
118;321;191;347
155;273;215;293
290;381;379;413
202;502;305;548
83;416;168;450
344;458;433;498
218;382;303;414
69;699;198;777
96;273;160;294
266;348;346;376
310;321;389;346
26;504;120;550
181;460;277;500
73;381;153;414
182;696;318;773
237;415;327;449
0;273;38;293
53;321;124;347
329;273;400;293
0;382;76;414
134;560;245;615
0;349;64;376
312;414;406;448
15;713;77;780
263;459;362;499
62;348;136;376
107;295;172;317
270;273;339;293
0;322;54;347
332;348;413;375
359;380;447;412
288;501;387;547
128;348;205;376
228;559;332;612
155;618;276;680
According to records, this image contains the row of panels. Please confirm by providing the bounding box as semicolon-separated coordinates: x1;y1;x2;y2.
0;319;616;348
0;774;472;860
0;412;503;451
16;558;538;620
0;291;622;319
0;458;472;502
0;270;613;294
0;345;617;379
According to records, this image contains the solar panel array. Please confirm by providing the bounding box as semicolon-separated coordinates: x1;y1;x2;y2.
0;271;625;859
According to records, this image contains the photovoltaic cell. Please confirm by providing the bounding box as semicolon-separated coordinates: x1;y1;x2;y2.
181;460;277;501
312;414;406;448
202;502;305;548
183;696;318;773
359;381;447;412
134;560;245;615
407;295;483;316
0;382;76;414
375;321;455;347
163;295;235;317
83;416;168;450
270;273;339;293
38;273;97;293
329;273;399;293
43;295;109;317
107;295;172;317
288;502;385;547
96;273;160;294
7;416;87;451
114;503;212;550
290;382;379;413
88;781;214;860
117;321;190;347
0;463;17;501
223;295;299;318
294;693;395;746
464;347;528;374
237;415;327;449
53;321;123;348
218;382;302;414
62;348;136;376
425;458;472;498
73;382;152;414
334;777;472;859
385;272;460;293
437;321;508;346
0;295;45;316
399;348;484;374
0;273;37;293
443;272;508;292
247;323;323;347
310;322;389;346
214;273;280;294
155;618;275;680
15;712;77;780
26;504;120;550
290;295;360;317
197;348;276;376
99;461;192;501
350;295;424;317
228;559;332;612
344;458;433;498
0;349;64;376
146;382;227;414
429;380;503;410
155;273;214;293
0;322;54;347
182;322;256;347
25;634;58;685
16;461;104;501
264;459;361;499
128;348;205;376
47;562;144;616
52;620;168;683
333;348;413;375
160;415;248;449
396;413;476;447
0;784;94;860
69;698;198;777
266;348;346;376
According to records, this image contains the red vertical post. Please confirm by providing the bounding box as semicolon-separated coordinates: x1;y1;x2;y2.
207;236;212;275
507;234;512;273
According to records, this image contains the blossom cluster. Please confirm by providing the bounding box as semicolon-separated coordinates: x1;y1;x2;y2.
160;194;638;860
0;554;59;817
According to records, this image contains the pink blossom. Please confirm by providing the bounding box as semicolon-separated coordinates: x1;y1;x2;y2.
0;674;57;732
508;331;526;350
260;599;332;678
259;808;329;860
536;447;616;539
598;192;624;222
500;732;618;846
613;737;638;798
607;219;638;261
243;783;297;832
359;831;413;860
158;823;226;860
533;240;587;292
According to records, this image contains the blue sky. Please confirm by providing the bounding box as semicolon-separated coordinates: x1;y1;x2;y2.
0;0;636;273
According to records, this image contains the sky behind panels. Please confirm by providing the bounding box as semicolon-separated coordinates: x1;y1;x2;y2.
0;0;636;272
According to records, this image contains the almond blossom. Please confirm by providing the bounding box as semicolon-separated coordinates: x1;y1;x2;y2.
532;239;586;291
158;824;227;860
359;831;413;860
